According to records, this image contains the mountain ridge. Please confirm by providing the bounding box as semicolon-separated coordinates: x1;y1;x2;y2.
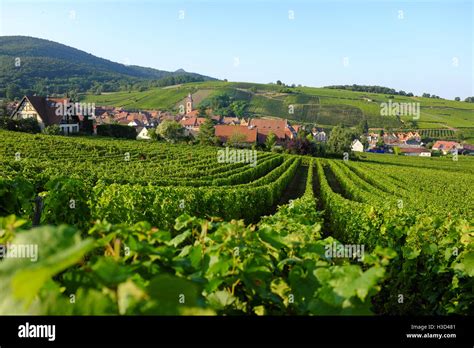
0;36;217;97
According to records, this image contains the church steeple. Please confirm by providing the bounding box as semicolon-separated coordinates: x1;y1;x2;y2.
186;93;193;114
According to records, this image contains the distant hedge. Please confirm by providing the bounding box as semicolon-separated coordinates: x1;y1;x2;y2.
0;117;41;134
97;124;137;139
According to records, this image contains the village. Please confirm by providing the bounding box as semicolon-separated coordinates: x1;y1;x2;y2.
4;93;473;157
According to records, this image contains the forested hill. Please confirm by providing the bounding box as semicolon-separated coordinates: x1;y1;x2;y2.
0;36;217;98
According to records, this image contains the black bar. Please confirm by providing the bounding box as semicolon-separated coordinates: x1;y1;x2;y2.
0;316;472;346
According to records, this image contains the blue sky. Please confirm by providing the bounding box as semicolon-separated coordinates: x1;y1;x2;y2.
0;0;472;99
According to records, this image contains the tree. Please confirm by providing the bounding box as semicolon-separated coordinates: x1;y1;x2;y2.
43;124;62;135
19;118;41;133
326;125;353;155
197;105;207;117
286;137;313;155
211;93;232;110
156;120;184;143
454;97;461;101
198;119;218;145
265;131;277;151
6;84;20;100
376;136;385;148
276;80;282;86
464;97;474;103
230;101;248;118
407;92;414;97
0;100;7;117
422;93;431;98
360;135;369;149
356;119;369;136
97;124;136;139
147;128;159;140
68;89;79;101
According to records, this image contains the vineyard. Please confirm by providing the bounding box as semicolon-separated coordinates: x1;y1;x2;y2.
418;129;455;138
0;129;472;316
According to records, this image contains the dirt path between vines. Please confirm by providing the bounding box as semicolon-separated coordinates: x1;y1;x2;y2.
313;163;335;238
322;164;346;197
277;165;308;206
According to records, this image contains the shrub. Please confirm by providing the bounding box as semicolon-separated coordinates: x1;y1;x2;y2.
96;124;137;139
43;124;62;135
0;117;41;134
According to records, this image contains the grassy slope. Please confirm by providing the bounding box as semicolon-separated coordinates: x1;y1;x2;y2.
82;81;474;129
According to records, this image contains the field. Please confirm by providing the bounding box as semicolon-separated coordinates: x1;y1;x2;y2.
82;81;474;130
0;129;472;316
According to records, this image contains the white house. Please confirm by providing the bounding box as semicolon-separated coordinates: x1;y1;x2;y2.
136;127;151;140
351;139;364;152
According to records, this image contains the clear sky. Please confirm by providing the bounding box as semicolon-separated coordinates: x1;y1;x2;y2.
0;0;472;99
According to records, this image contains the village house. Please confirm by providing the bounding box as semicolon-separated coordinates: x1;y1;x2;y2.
285;124;303;140
367;131;422;149
136;126;151;140
432;141;462;155
211;115;221;123
10;96;90;135
399;147;431;157
366;132;380;148
383;133;399;145
248;118;288;144
351;139;364;152
240;118;250;126
179;116;207;136
222;116;240;125
459;144;474;155
312;128;327;142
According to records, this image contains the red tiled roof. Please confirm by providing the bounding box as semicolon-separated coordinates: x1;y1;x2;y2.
180;117;207;127
215;125;257;143
249;118;287;130
196;117;207;126
186;110;199;117
248;118;288;143
180;117;198;127
256;127;286;143
432;141;460;150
